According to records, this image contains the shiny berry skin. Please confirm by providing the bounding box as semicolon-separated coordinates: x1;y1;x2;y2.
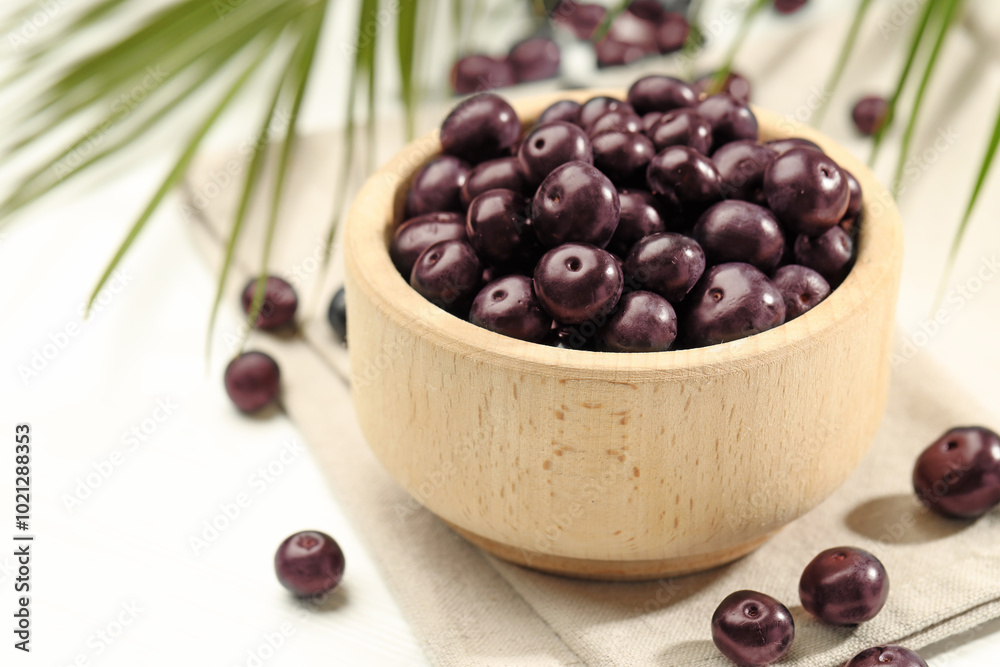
390;212;467;277
774;0;808;14
844;646;928;667
404;156;470;217
627;75;697;115
587;109;643;137
460;157;526;208
843;169;863;221
711;590;795;667
765;147;849;236
765;137;822;156
224;351;280;413
793;225;854;286
656;12;690;54
624;232;705;303
327;286;347;342
799;546;889;625
912;426;1000;519
697;94;758;149
241;276;297;330
410;239;482;311
648;108;713;155
533;243;623;324
508;37;560;82
469;275;552;343
440;93;521;164
684;263;785;347
642;111;663;133
713;139;776;204
532;161;620;249
450;55;516;95
852;95;890;136
599;291;677;352
274;531;345;598
607;189;668;257
517;121;593;187
693;71;752;105
646;145;723;217
465;189;536;266
579;96;635;131
591;130;656;187
771;265;830;321
693;201;785;273
539;99;581;126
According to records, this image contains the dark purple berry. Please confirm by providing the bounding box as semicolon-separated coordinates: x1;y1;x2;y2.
793;225;854;286
410;239;482;311
241;276;298;330
624;232;705;303
587;109;643;137
711;590;795;667
224;351;280;413
648;108;713;155
451;55;516;95
642;111;663;133
843;169;863;221
646;145;723;217
627;75;697;115
508;37;560;82
799;546;889;625
470;275;553;343
771;265;830;320
440;93;521;164
607;189;669;257
327;286;347;342
517;121;593;187
765;147;849;236
693;201;785;273
578;96;636;131
713;139;776;204
465;188;536;266
274;530;345;598
844;646;928;667
913;426;1000;519
599;291;677;352
774;0;809;14
852;95;890;136
591;130;656;187
684;263;785;347
656;13;690;54
390;212;467;277
532;161;620;249
693;72;752;105
538;99;581;125
405;156;470;217
533;243;623;324
553;1;606;40
460;157;526;208
697;93;758;149
765;137;822;156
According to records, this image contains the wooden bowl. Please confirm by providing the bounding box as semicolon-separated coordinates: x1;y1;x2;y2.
344;89;903;580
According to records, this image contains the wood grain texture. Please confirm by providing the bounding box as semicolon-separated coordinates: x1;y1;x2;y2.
343;89;904;580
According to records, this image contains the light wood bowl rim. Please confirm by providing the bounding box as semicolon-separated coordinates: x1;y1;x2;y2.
346;88;902;379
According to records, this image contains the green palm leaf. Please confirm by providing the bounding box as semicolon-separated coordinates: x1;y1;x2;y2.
812;0;874;127
935;95;1000;307
891;0;963;191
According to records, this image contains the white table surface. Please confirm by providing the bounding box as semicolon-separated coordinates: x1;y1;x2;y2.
2;1;999;664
